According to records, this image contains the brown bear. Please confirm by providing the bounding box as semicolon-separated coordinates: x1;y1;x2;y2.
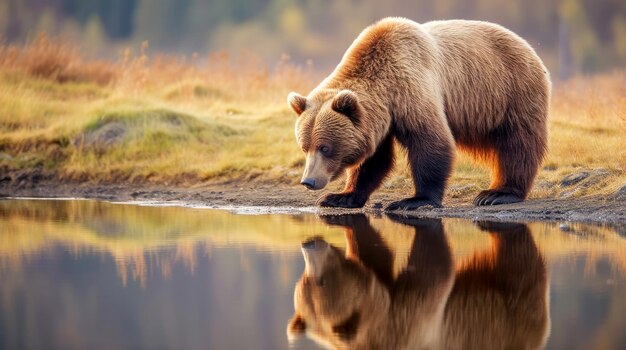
288;17;550;209
286;216;549;349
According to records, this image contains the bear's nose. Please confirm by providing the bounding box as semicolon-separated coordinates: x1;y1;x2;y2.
301;237;326;250
301;178;316;190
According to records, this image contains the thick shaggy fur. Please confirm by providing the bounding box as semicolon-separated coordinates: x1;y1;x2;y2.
288;215;454;349
441;221;550;349
287;217;550;349
289;18;550;208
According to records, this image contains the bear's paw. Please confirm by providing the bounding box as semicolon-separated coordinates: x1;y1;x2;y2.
317;192;368;208
473;190;523;206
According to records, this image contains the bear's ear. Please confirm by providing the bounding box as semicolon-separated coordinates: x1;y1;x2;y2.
287;314;306;342
331;90;360;122
288;92;307;115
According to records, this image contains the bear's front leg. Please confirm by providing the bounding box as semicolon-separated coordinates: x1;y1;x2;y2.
386;123;454;211
318;135;395;208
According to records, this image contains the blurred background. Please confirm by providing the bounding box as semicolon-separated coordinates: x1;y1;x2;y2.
1;0;625;79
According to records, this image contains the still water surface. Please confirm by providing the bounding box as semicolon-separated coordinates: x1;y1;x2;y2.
0;199;625;349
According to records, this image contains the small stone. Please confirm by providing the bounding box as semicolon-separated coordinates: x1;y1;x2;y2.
559;223;573;232
560;172;590;187
76;121;127;149
560;188;580;198
372;202;383;209
593;168;610;176
615;185;626;199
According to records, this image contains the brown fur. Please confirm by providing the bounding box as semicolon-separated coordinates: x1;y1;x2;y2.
289;18;550;208
288;215;454;349
441;221;550;349
287;217;550;350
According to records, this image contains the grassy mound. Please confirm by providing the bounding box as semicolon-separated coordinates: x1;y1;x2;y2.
67;106;243;182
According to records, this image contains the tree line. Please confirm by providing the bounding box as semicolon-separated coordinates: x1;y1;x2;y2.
1;0;625;77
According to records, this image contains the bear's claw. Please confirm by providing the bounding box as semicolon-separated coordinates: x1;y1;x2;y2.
473;190;522;206
385;197;441;211
317;192;367;208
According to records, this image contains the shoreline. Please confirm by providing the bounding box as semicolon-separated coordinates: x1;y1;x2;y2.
2;180;625;225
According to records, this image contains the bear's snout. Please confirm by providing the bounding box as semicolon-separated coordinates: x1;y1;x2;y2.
301;178;316;190
301;238;332;279
301;151;331;190
301;237;328;251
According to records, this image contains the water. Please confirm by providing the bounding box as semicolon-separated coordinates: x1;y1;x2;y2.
0;199;625;350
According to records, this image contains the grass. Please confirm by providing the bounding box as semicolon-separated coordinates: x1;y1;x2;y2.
0;34;624;200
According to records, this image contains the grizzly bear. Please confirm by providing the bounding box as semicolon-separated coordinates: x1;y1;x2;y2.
288;18;550;209
286;216;549;349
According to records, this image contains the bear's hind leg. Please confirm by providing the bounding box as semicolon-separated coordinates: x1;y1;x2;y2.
318;135;394;208
474;123;547;206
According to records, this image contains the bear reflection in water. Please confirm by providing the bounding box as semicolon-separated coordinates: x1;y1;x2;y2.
287;215;550;350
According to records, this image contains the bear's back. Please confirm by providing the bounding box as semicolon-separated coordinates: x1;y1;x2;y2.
329;17;549;144
422;20;550;143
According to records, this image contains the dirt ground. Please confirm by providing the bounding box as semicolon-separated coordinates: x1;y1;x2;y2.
1;178;625;225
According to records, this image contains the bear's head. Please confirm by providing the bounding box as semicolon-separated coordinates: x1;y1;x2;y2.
288;89;370;190
287;237;389;349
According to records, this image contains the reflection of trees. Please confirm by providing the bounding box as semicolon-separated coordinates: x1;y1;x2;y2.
1;200;626;349
0;241;304;350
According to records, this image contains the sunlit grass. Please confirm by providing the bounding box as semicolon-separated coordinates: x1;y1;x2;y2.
0;34;624;200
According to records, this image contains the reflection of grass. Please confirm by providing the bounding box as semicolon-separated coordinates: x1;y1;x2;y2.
0;200;344;253
1;200;626;285
0;200;345;286
0;36;624;198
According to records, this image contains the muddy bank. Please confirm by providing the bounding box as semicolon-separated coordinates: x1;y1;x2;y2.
1;178;625;225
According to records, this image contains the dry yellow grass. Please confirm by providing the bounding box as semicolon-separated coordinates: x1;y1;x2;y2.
0;34;624;200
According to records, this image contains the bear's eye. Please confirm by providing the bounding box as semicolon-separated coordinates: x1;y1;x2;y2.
319;145;331;157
